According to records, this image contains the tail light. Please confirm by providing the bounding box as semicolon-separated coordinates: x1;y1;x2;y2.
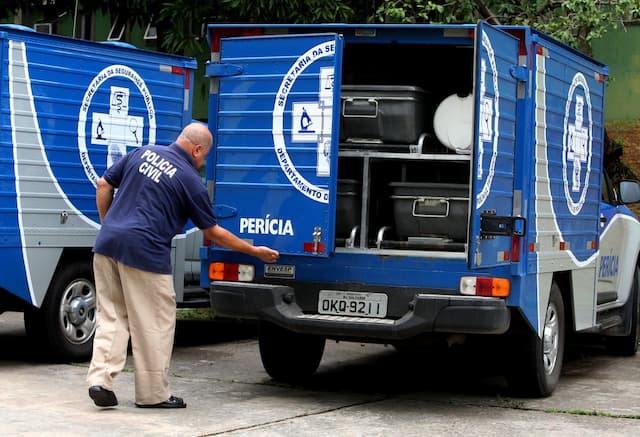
511;235;521;262
209;262;255;282
460;277;510;297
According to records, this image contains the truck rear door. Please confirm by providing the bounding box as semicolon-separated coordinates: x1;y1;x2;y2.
208;33;343;257
469;22;520;268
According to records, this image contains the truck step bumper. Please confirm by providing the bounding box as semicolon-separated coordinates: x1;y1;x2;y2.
211;281;511;340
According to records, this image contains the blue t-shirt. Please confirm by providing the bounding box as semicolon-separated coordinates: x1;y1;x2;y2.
93;143;217;274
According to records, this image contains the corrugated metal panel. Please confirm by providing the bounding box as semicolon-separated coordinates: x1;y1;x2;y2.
470;22;519;269
0;26;196;305
213;33;342;257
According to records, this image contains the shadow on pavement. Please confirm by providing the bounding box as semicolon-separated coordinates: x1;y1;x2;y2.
174;317;257;346
0;314;257;363
274;335;615;399
0;310;619;400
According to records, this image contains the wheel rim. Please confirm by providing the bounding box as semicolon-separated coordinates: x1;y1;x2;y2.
542;301;559;375
58;279;96;345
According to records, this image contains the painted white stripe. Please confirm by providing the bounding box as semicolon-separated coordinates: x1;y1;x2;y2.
534;52;601;335
10;41;96;229
8;40;36;305
9;40;100;306
534;53;547;335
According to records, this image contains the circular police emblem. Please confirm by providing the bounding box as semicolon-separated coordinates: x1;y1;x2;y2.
77;64;157;187
562;72;592;216
272;41;334;204
476;29;500;209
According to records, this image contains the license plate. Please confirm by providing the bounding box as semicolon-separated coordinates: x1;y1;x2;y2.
317;290;388;318
264;264;295;278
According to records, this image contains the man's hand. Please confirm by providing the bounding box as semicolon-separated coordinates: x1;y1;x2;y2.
254;246;279;263
202;224;280;263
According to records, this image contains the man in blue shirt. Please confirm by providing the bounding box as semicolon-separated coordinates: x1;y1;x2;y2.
86;122;279;409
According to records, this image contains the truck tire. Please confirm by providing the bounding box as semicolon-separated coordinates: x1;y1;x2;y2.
259;321;325;383
507;282;565;397
24;261;96;362
606;266;640;356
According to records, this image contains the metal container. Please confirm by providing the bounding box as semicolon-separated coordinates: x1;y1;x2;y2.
390;182;469;241
336;179;361;238
340;85;426;144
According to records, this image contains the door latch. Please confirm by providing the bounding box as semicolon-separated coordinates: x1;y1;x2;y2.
480;213;526;237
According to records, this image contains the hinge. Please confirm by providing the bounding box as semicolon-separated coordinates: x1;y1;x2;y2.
205;62;243;78
509;65;528;82
212;204;238;219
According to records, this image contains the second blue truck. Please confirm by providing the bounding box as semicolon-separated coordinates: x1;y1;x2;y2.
201;22;640;397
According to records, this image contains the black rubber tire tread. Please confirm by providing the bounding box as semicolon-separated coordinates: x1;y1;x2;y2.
606;266;640;356
24;261;95;362
507;282;565;398
259;321;325;383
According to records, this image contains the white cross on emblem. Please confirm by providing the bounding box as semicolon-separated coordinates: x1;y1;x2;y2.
567;95;588;192
91;86;144;168
290;67;334;177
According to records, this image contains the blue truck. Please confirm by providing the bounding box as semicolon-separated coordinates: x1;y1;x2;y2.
0;25;204;361
202;22;640;397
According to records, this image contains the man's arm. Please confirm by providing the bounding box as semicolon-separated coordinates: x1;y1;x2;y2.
202;224;279;263
96;177;115;223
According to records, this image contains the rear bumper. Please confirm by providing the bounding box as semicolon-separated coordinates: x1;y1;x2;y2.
210;281;510;340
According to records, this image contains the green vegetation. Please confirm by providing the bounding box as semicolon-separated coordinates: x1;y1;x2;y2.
376;1;640;54
3;1;639;58
176;308;216;321
545;408;640;419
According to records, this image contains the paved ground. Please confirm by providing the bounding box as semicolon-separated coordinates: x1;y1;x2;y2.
1;311;639;436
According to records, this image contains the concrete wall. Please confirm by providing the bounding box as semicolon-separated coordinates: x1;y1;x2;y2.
592;24;640;121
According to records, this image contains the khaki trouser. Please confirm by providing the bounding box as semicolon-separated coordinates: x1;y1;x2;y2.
86;253;176;404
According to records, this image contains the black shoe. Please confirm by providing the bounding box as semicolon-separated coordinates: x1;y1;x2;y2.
135;395;186;409
88;386;118;407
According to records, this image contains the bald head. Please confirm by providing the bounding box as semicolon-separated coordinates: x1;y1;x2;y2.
177;122;213;150
176;122;213;170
